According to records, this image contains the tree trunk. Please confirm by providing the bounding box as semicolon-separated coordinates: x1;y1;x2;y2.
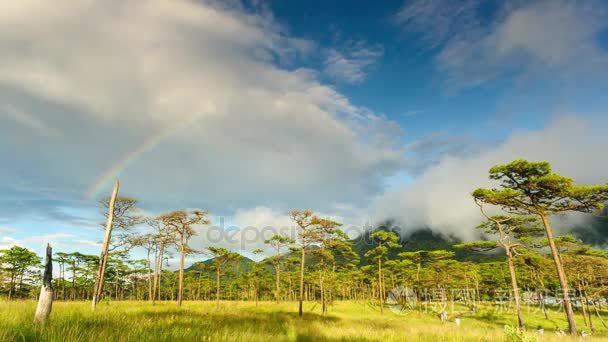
92;179;119;310
275;264;281;303
320;271;326;314
60;263;65;300
34;244;53;325
298;246;305;318
475;277;480;309
71;262;76;301
216;266;221;308
540;214;577;335
288;273;292;301
319;241;326;315
539;292;549;320
115;263;119;300
18;269;25;293
152;245;159;303
593;302;607;328
378;257;384;315
506;251;524;329
178;235;185;307
157;247;165;301
578;283;588;328
147;249;152;302
586;297;595;332
8;273;15;299
582;289;594;332
197;271;202;300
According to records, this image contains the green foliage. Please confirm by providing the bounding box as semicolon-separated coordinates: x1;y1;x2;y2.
476;215;542;238
473;159;608;214
364;230;401;263
187;256;254;276
0;246;41;273
0;246;41;298
454;240;498;252
354;227;496;265
503;325;537;342
264;234;295;249
206;247;243;269
399;249;455;264
459;215;544;255
311;218;359;269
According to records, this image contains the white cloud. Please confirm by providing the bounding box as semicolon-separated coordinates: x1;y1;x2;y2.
183;206;369;256
1;233;101;254
438;1;608;88
0;226;18;249
0;1;403;219
1;104;58;137
75;239;101;248
233;207;293;231
187;207;303;253
397;0;608;89
371;115;608;240
323;40;384;84
25;233;75;243
0;236;20;250
0;226;16;235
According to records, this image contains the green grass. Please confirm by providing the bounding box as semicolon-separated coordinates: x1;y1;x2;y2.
1;300;606;341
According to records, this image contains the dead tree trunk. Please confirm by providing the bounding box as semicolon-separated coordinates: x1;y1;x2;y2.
34;244;53;325
92;179;119;310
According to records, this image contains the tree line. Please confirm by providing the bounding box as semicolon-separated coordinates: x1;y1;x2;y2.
1;159;608;335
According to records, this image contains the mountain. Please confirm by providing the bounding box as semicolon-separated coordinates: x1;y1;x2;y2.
352;221;502;265
571;206;608;245
186;255;256;277
183;222;510;273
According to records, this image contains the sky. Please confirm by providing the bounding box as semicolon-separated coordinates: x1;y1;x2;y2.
1;0;608;263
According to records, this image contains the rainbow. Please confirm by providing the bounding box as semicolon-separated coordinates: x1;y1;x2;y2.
86;118;197;199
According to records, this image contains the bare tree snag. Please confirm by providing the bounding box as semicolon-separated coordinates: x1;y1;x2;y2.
92;179;119;309
34;243;53;325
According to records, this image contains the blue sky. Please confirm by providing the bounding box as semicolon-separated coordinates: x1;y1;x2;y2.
269;0;608;169
1;0;608;261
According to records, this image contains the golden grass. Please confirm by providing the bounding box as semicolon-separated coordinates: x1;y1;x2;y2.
0;300;606;341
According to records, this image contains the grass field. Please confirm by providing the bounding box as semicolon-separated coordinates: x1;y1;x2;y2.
1;300;607;341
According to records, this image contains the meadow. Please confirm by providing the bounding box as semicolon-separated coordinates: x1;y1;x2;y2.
1;300;607;341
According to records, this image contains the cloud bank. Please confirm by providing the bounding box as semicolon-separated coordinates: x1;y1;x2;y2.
372;115;608;240
0;1;403;221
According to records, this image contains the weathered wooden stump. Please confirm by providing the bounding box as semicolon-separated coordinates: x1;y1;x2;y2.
34;243;53;325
